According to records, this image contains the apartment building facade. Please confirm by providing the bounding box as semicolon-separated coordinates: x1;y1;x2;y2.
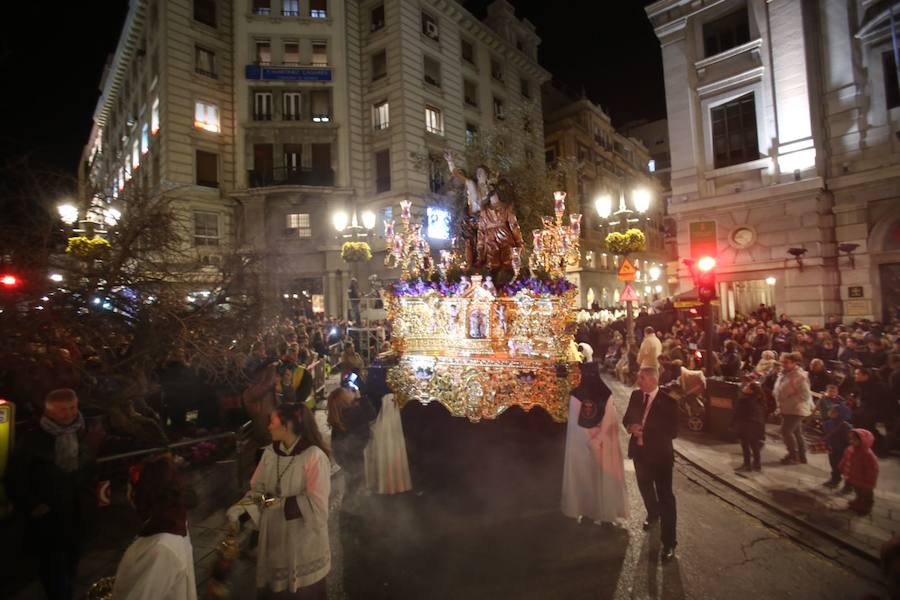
80;0;549;318
645;0;900;324
543;88;668;309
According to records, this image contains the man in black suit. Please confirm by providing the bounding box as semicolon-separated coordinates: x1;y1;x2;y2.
623;366;679;560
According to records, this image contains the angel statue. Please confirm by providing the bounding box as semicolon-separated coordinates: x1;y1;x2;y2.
444;151;524;271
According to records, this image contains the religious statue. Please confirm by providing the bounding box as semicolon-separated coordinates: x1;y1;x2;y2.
444;151;524;271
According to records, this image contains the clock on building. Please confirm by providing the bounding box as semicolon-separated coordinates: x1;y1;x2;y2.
730;226;756;249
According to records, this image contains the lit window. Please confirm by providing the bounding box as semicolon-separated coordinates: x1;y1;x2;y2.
194;101;220;132
425;105;443;135
465;123;478;145
283;92;301;121
310;0;326;18
253;0;271;15
194;211;220;246
311;90;331;122
312;41;327;66
151;97;160;134
282;0;299;17
427;207;450;240
648;159;656;173
373;101;389;130
286;213;311;238
141;123;149;154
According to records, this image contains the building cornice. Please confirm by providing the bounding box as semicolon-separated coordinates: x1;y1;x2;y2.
694;38;763;71
92;0;147;129
696;66;765;97
669;177;824;215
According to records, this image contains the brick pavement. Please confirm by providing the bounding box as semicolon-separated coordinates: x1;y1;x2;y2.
602;373;900;563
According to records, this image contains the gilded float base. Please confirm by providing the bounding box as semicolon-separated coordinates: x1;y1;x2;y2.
386;354;577;423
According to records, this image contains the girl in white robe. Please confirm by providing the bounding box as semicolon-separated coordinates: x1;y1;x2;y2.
364;393;412;494
228;403;331;598
562;381;629;524
112;455;197;600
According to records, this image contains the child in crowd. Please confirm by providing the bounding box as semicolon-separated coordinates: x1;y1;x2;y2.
816;384;844;422
822;404;852;488
839;428;880;514
732;381;766;472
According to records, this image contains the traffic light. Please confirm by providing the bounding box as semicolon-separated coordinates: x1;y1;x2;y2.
696;256;717;304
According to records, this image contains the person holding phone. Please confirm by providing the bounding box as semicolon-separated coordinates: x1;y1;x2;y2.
328;386;375;497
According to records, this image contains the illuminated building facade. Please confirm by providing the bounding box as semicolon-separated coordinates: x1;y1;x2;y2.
79;0;548;317
646;0;900;324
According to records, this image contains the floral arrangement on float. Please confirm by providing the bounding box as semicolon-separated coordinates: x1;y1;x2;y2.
381;191;582;424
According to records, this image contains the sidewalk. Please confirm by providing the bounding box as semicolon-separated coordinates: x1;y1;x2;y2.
602;373;900;563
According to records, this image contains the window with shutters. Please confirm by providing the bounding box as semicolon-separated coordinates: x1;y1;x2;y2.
195;151;218;188
282;0;299;17
194;211;220;246
194;101;220;132
711;93;759;169
423;55;441;88
464;80;478;107
283;92;301;121
371;4;384;32
195;46;216;78
252;0;271;16
375;150;391;193
372;50;387;81
284;144;303;171
703;6;750;57
283;41;300;65
285;213;311;238
310;0;326;18
254;92;273;121
312;41;327;66
425;105;443;135
373;101;389;130
255;40;271;65
193;0;216;27
311;90;331;122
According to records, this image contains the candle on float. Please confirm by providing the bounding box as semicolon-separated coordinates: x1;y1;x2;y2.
384;219;395;238
511;247;521;271
392;236;402;254
553;191;567;215
399;200;412;223
570;213;582;237
532;230;543;253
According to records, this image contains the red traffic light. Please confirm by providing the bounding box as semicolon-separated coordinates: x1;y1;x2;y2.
0;274;18;287
697;256;716;272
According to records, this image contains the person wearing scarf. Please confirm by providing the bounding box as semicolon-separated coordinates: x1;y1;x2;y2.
112;454;196;599
5;388;105;600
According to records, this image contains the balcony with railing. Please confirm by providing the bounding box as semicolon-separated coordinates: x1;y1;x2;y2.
247;166;335;188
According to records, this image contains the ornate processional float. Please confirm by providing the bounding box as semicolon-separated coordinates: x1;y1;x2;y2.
381;189;584;423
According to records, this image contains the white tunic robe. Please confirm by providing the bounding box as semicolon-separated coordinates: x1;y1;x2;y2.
111;532;197;600
236;443;331;592
364;393;413;494
561;395;629;523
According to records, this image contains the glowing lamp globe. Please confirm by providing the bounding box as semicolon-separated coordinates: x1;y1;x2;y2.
332;211;349;232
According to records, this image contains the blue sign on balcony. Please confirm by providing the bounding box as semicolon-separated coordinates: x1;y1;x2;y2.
245;65;332;82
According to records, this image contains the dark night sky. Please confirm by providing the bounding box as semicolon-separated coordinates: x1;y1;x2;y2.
0;1;663;177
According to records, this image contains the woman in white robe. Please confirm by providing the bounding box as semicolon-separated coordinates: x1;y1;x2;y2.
562;365;629;524
112;455;196;600
228;402;331;599
364;393;412;494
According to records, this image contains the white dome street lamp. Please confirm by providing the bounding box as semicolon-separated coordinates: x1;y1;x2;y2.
632;187;652;213
648;265;661;281
594;193;612;219
361;210;377;231
57;203;79;226
332;210;349;233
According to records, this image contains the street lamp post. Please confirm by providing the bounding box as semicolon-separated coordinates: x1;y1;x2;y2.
594;186;652;353
332;205;376;322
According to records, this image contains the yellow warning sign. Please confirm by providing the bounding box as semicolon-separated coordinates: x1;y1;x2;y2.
617;258;637;282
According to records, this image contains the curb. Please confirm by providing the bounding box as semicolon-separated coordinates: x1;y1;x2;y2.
674;443;881;566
